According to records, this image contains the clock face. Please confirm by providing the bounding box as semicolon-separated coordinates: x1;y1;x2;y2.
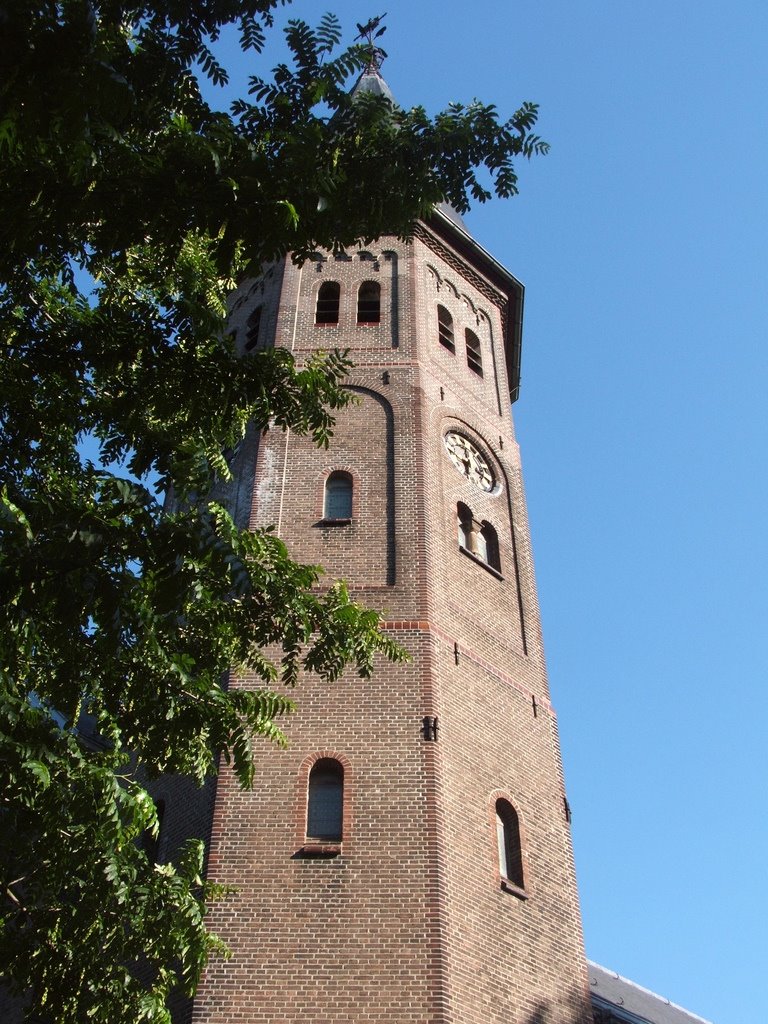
443;432;494;491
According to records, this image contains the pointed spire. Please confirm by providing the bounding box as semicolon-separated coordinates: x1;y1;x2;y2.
350;62;397;105
351;15;395;103
348;17;468;234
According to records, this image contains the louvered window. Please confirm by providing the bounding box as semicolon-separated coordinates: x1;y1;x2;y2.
437;305;455;352
465;328;483;376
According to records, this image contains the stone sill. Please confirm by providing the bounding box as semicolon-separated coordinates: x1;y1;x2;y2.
459;545;504;580
500;878;528;899
318;517;352;527
300;842;342;858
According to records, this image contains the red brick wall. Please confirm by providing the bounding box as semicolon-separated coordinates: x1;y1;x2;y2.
188;227;590;1024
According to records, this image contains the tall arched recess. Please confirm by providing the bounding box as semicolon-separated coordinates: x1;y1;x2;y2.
346;386;396;585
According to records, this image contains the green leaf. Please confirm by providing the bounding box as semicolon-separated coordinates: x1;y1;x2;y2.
24;759;51;789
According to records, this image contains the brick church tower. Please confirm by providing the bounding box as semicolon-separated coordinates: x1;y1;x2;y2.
187;65;591;1024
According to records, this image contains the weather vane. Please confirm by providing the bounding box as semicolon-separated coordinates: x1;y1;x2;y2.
354;14;388;71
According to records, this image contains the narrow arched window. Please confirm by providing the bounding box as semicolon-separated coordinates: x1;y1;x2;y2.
307;759;344;842
465;328;483;376
481;522;500;572
437;305;455;353
324;472;353;520
357;281;381;323
316;282;340;324
457;502;473;549
495;799;524;889
244;305;262;351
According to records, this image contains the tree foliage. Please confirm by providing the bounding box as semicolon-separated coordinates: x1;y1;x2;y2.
0;2;547;1020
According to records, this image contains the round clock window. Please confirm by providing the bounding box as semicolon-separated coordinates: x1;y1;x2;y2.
443;432;494;492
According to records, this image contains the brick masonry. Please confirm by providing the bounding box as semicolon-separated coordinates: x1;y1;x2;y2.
181;217;592;1024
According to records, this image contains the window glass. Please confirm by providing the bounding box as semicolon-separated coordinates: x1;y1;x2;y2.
316;282;341;324
357;281;381;323
325;472;353;519
307;760;343;841
481;522;500;571
495;799;524;888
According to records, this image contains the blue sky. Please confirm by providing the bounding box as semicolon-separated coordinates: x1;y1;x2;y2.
212;4;767;1020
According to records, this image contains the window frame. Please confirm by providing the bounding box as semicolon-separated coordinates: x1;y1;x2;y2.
480;521;501;572
494;797;526;896
323;471;353;522
437;304;455;353
306;758;344;843
465;327;483;376
457;504;503;578
316;281;341;325
356;280;381;325
296;752;351;858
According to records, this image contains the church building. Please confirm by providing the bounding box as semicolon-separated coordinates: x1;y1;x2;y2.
183;62;592;1024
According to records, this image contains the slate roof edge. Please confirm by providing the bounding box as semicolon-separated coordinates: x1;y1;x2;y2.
588;961;714;1024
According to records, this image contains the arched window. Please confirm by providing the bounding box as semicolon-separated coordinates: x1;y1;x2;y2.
495;799;524;890
244;305;262;351
481;522;500;572
437;304;455;353
357;281;381;323
307;759;344;842
324;472;353;520
457;502;473;549
457;506;501;573
465;328;483;376
316;281;340;324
